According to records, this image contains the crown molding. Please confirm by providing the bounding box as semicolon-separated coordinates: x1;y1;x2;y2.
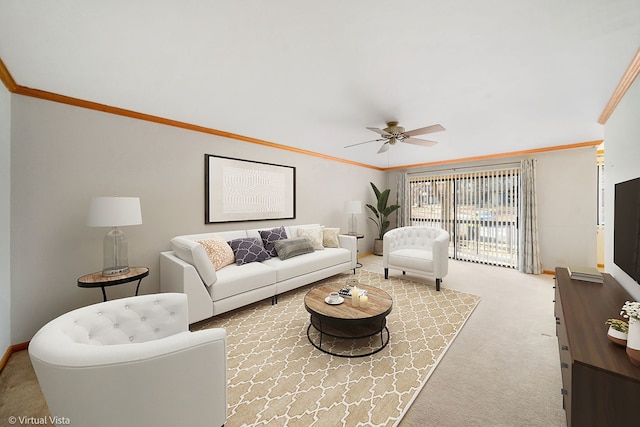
384;140;603;171
0;58;17;92
598;48;640;124
0;55;611;171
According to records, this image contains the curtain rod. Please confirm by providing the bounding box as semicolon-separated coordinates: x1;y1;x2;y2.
406;160;521;176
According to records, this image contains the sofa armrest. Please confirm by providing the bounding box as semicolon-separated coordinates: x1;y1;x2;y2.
432;231;450;278
160;251;214;323
338;234;358;269
30;328;226;367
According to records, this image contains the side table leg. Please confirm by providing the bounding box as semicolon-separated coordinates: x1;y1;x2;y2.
135;278;143;296
101;286;107;302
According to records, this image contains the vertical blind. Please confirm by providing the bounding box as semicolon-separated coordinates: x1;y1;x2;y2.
408;167;520;268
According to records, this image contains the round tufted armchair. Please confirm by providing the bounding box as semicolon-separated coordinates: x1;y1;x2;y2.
28;293;227;427
383;226;450;291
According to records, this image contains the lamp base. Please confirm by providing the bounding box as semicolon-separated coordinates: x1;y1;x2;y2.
103;227;129;277
102;266;130;277
348;214;358;235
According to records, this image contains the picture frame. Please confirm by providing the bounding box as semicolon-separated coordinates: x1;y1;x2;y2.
205;154;296;223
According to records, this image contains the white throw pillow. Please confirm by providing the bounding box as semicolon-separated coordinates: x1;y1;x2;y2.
297;226;324;250
323;227;341;248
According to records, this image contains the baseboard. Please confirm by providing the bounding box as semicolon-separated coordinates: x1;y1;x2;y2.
0;342;29;374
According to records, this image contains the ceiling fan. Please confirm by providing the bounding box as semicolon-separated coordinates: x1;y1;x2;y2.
345;121;445;153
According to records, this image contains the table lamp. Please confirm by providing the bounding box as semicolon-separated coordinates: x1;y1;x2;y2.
345;200;362;235
87;196;142;276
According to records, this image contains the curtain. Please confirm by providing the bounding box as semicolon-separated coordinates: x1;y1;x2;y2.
519;159;543;274
396;172;408;227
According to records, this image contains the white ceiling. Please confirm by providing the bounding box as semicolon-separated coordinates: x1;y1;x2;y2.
1;1;639;168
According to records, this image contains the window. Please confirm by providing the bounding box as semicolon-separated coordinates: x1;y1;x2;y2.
408;167;520;268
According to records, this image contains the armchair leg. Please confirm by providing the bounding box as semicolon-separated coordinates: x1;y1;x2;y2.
384;268;389;279
436;278;441;291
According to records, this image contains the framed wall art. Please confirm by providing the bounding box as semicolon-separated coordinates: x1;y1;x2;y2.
205;154;296;223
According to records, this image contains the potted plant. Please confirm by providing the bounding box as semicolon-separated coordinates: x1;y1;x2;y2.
605;318;629;346
366;182;401;256
621;301;640;366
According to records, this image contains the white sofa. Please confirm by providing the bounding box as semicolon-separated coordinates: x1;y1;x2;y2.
160;224;357;323
29;293;227;427
383;226;450;291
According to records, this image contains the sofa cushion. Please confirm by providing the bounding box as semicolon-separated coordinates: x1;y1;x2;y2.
196;236;235;270
388;248;434;271
322;227;341;248
208;262;277;301
258;226;288;257
227;237;271;265
263;247;351;282
296;226;324;250
274;237;315;260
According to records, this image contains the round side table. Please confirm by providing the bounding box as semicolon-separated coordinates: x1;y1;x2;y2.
77;267;149;301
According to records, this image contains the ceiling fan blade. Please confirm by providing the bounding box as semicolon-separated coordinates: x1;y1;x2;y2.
403;137;438;147
403;124;445;137
344;138;386;148
367;127;393;137
377;142;390;154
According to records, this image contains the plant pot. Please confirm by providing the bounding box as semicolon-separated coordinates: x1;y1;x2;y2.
627;320;640;367
373;239;383;256
607;326;628;346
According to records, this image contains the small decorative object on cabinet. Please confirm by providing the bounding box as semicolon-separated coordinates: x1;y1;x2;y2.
554;267;640;427
605;319;628;346
621;301;640;366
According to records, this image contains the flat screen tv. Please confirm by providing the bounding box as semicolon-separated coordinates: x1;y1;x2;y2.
614;176;640;284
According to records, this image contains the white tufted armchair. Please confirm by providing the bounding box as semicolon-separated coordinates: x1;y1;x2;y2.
383;226;450;291
28;293;227;427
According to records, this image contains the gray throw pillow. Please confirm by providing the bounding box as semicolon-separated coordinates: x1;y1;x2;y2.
227;237;271;265
274;237;315;260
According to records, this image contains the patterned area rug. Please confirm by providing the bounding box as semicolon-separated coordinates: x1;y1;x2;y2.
193;270;480;427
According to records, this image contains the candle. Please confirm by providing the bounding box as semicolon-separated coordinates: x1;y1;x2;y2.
351;287;359;307
360;293;368;307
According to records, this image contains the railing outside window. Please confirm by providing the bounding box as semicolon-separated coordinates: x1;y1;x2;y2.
408;168;520;268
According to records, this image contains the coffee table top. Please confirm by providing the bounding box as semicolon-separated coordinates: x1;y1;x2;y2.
304;283;393;321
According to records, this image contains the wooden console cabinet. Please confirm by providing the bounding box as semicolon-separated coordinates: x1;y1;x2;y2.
554;267;640;427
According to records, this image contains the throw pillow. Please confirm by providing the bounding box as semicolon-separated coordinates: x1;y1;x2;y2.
227;237;271;265
196;236;235;270
297;226;324;250
274;237;315;260
259;226;288;256
322;227;341;248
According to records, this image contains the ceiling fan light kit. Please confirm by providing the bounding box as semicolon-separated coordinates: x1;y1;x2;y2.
345;121;445;153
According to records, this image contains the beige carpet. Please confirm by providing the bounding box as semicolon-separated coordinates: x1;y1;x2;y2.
192;270;480;426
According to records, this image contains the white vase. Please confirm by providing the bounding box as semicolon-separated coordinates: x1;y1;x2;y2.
626;319;640;367
607;326;628;346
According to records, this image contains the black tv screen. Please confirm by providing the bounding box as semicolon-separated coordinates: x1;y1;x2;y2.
614;177;640;284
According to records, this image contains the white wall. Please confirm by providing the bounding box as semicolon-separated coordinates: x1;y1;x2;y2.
604;74;640;300
0;83;10;353
536;146;598;270
388;146;598;272
10;95;384;344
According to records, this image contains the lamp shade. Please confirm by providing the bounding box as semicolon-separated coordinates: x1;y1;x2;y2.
345;200;362;215
87;197;142;227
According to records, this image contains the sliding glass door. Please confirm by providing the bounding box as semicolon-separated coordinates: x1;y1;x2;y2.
408;167;520;268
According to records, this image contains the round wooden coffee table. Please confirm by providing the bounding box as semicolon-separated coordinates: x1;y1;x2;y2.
304;283;393;357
